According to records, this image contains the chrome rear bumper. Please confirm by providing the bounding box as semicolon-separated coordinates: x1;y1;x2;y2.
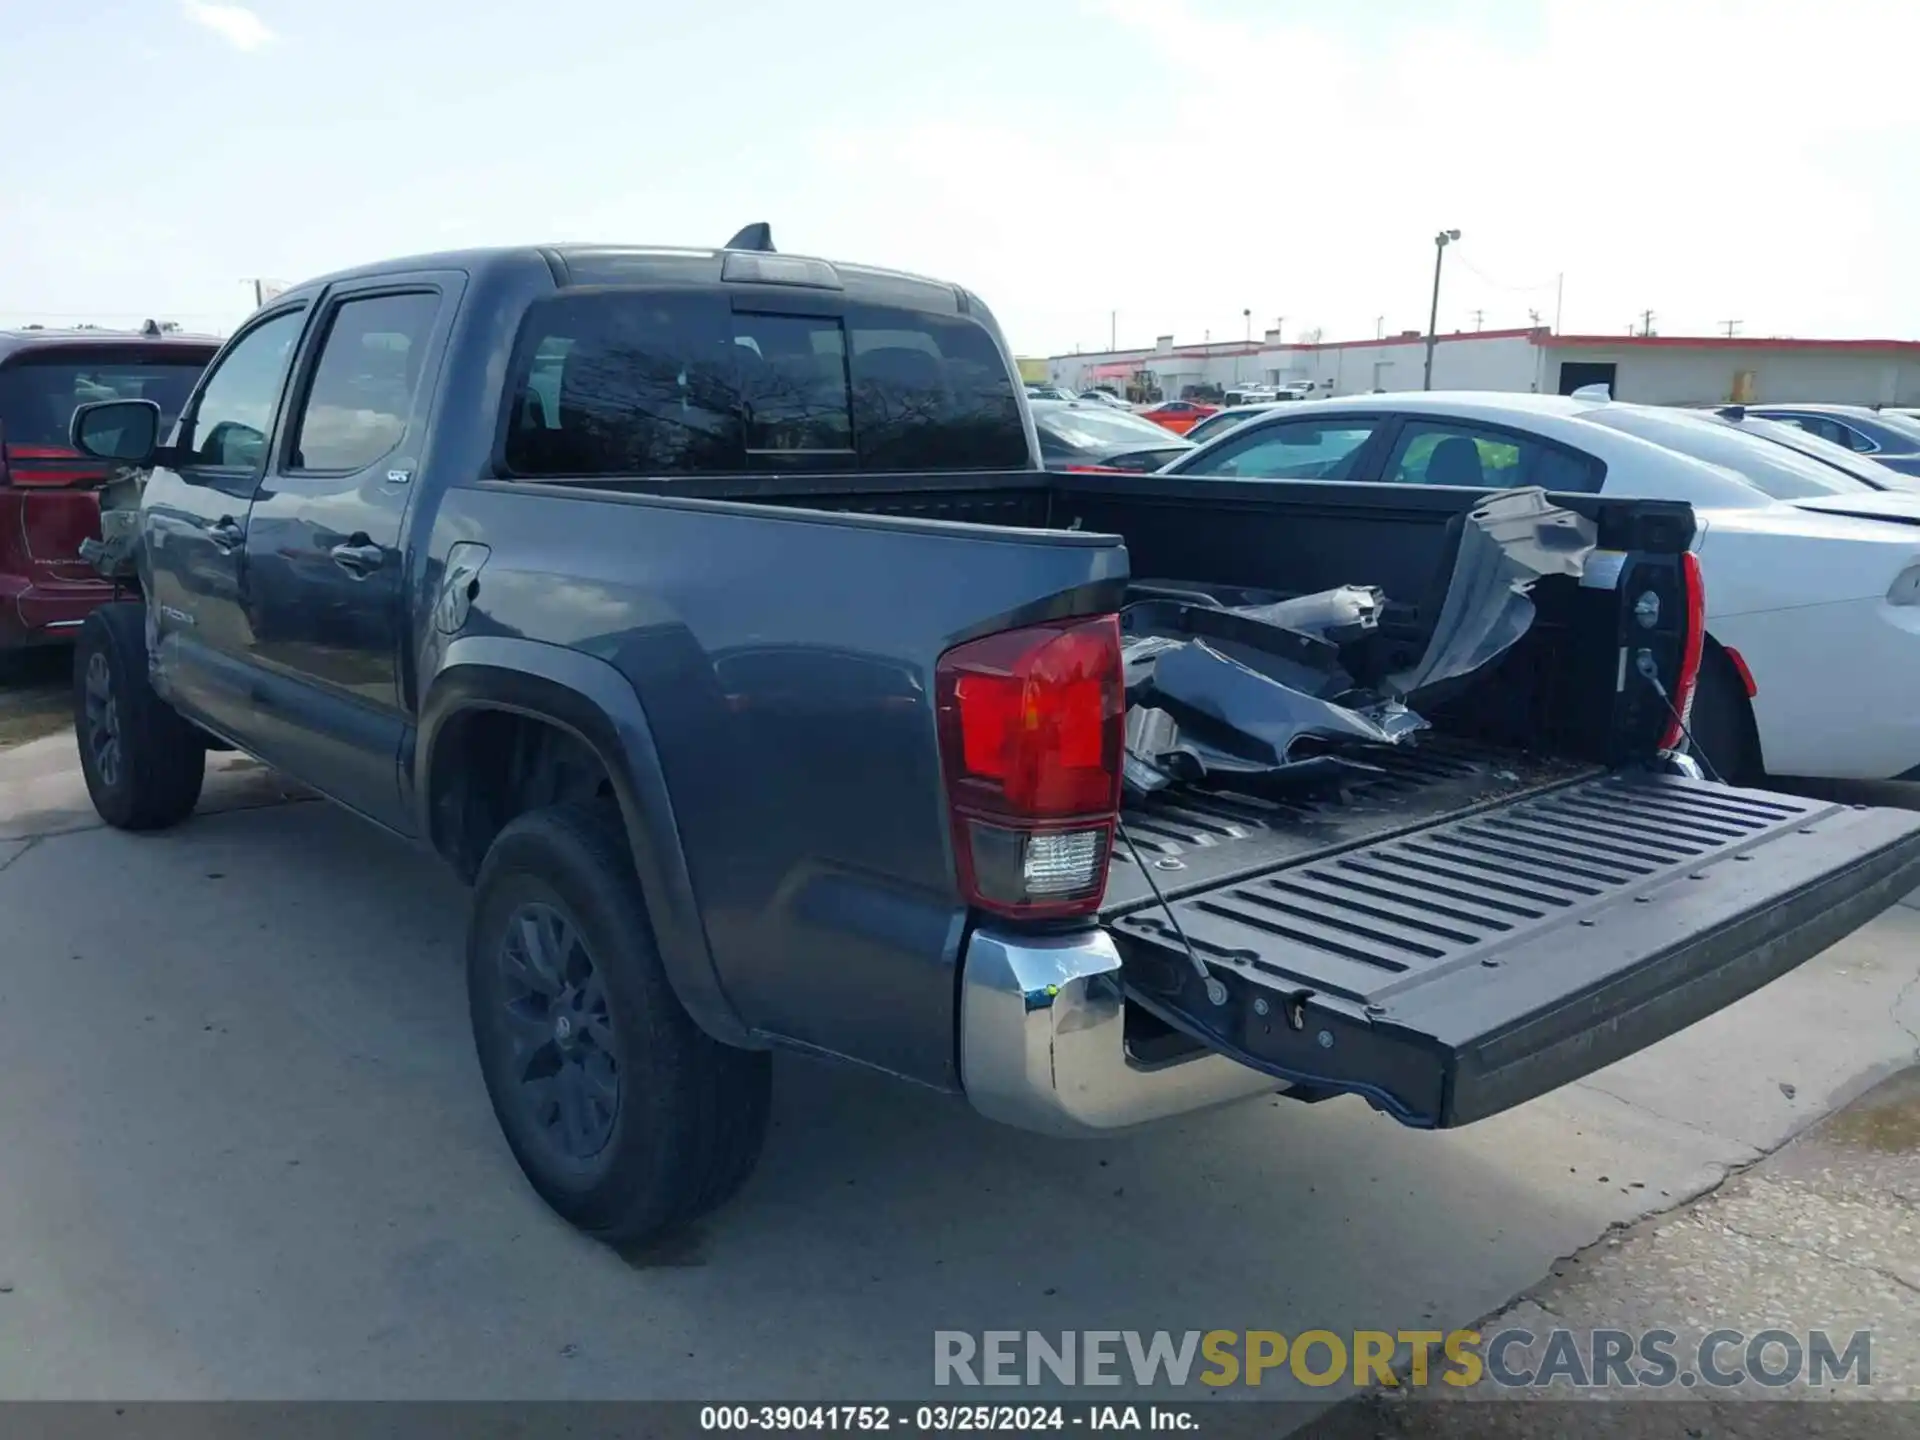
959;925;1282;1137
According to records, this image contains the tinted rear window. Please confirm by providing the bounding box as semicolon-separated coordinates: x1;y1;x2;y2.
0;348;209;448
502;291;1028;476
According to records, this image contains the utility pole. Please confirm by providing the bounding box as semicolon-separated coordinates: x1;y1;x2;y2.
1423;229;1461;390
1471;309;1485;332
1527;308;1543;327
1720;319;1742;338
1275;315;1286;345
1375;316;1385;340
1109;310;1116;352
1553;273;1564;334
1637;309;1656;338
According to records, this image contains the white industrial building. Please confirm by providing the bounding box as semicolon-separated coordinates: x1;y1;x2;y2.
1043;326;1920;407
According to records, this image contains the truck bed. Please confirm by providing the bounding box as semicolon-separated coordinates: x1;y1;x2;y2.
1105;737;1596;914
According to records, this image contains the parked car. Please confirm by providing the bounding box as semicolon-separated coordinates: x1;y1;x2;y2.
1744;404;1920;477
1700;407;1920;491
1184;402;1286;446
0;328;217;654
1137;398;1218;435
1030;399;1194;472
65;238;1920;1248
1168;392;1920;784
1024;383;1076;401
1073;387;1134;411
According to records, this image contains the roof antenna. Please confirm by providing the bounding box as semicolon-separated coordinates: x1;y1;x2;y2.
724;222;775;253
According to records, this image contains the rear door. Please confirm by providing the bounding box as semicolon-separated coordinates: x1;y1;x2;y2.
240;276;457;831
1108;772;1920;1127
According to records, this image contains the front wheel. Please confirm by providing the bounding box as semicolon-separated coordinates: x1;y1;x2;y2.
467;802;771;1243
72;604;206;830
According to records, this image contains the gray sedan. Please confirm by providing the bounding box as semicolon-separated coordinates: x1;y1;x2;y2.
1744;403;1920;476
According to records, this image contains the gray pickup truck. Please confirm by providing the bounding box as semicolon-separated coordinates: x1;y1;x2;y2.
65;229;1920;1245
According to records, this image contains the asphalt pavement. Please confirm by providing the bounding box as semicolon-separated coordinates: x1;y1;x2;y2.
1;725;1918;1415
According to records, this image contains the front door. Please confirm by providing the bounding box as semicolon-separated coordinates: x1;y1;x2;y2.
142;305;309;741
239;279;454;831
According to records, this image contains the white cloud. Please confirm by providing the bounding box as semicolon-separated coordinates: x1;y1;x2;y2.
181;2;276;52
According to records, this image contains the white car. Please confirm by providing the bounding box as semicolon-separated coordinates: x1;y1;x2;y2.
1163;391;1920;783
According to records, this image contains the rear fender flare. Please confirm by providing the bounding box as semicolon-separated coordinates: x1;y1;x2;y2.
415;634;751;1047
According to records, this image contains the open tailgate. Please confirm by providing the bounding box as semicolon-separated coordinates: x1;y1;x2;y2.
1107;773;1920;1128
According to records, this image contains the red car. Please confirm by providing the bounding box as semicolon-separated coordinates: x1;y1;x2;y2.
1138;399;1221;436
0;327;218;653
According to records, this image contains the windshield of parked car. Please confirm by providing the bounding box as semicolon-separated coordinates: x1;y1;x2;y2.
1035;404;1191;451
1580;406;1877;498
1183;408;1269;445
0;349;208;448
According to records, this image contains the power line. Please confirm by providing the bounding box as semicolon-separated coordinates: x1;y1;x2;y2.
1452;254;1562;293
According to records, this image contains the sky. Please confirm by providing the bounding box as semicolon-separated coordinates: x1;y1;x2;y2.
3;0;1916;355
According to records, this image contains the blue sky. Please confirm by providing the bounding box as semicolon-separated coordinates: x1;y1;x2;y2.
4;0;1913;353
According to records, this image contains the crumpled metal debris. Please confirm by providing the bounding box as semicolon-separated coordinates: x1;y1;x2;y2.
77;467;148;580
1119;600;1426;797
1385;487;1596;698
1231;584;1385;646
1120;487;1594;799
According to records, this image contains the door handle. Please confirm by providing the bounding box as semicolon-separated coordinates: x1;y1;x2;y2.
208;517;245;553
330;540;386;576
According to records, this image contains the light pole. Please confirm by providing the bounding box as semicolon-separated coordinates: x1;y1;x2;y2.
1422;228;1460;390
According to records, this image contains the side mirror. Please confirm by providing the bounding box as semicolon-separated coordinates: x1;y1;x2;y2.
70;399;162;465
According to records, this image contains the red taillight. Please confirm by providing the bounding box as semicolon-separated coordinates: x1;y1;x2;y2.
1062;463;1130;474
935;616;1124;919
1;444;108;487
1660;551;1707;752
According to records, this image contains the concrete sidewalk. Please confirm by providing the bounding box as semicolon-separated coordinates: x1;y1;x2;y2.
1;732;1917;1408
1304;1068;1920;1435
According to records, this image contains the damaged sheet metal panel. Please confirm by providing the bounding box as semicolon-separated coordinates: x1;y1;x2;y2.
77;467;148;581
1117;487;1594;799
1121;702;1393;796
1118;607;1424;798
1385;486;1596;698
1230;584;1385;646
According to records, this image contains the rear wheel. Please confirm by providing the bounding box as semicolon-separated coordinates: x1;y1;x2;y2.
467;801;771;1243
1686;644;1759;786
72;604;206;830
